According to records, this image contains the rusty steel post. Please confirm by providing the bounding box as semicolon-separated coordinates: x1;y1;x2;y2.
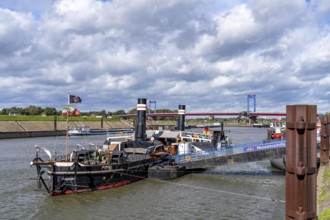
320;115;330;165
54;115;57;131
286;105;317;220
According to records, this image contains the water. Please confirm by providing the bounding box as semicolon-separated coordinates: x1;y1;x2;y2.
0;127;285;220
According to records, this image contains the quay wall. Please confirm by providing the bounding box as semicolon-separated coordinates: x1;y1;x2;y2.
0;131;66;139
0;119;249;139
0;120;133;139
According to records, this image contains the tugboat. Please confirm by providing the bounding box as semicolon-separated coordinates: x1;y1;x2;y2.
30;98;170;195
267;119;286;139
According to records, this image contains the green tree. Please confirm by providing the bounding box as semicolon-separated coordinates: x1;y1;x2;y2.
25;105;42;115
128;108;136;114
113;110;126;115
43;107;57;116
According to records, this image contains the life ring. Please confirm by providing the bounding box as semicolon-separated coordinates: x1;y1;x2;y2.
185;156;191;162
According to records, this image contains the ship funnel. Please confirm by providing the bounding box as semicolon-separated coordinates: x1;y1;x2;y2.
135;98;147;141
177;105;186;131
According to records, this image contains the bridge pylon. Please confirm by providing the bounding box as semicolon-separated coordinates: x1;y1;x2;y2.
148;100;156;114
247;94;256;112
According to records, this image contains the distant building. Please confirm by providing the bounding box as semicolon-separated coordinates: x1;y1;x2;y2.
8;111;19;116
61;108;80;116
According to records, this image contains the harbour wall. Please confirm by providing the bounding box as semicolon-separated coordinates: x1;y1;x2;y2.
0;120;250;139
0;120;133;139
0;131;66;139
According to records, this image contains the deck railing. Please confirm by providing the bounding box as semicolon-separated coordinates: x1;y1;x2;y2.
174;139;286;164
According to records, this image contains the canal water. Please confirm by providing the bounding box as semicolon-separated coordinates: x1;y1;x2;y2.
0;127;285;220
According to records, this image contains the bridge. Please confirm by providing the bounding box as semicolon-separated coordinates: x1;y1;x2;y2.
119;112;287;118
120;94;286;119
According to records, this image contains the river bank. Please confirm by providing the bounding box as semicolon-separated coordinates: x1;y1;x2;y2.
317;164;330;219
0;120;253;139
0;120;133;139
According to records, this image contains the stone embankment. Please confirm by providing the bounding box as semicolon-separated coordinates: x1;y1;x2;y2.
0;119;249;139
0;120;133;139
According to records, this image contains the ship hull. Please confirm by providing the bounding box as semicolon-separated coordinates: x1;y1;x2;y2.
42;158;155;195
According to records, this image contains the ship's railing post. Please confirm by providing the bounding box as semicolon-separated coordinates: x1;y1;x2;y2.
320;115;330;165
285;105;317;220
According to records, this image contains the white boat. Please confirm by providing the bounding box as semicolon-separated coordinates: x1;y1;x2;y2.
268;119;286;139
68;125;107;136
68;125;91;136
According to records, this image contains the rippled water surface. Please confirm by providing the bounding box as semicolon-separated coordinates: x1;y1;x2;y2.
0;127;285;220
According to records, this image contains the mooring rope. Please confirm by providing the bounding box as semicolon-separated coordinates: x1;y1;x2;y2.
123;172;285;204
147;178;285;203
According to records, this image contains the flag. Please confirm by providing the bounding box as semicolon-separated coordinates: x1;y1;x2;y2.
69;95;82;103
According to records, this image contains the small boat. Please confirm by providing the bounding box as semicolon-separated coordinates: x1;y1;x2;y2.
68;125;108;136
68;125;91;136
267;119;286;139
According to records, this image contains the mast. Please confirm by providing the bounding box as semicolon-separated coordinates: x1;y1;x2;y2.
65;93;70;161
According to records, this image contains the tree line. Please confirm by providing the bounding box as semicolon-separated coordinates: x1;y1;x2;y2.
0;105;177;119
1;106;57;116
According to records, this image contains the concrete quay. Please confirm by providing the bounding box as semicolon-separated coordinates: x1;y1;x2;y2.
0;120;133;139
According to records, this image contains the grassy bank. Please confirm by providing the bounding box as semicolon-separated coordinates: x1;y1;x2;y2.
318;165;330;219
0;115;121;122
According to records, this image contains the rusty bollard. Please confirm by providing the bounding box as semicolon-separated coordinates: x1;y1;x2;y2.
320;115;330;165
286;105;317;220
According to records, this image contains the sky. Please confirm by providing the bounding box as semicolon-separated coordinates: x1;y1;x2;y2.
0;0;330;114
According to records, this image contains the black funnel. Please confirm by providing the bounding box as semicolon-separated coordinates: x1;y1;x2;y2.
177;105;186;131
135;98;147;141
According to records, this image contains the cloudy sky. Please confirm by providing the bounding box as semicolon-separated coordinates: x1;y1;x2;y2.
0;0;330;114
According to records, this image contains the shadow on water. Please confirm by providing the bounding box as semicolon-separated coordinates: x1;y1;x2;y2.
189;169;285;176
186;160;286;176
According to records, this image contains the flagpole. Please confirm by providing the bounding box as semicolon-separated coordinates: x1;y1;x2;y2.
65;93;70;161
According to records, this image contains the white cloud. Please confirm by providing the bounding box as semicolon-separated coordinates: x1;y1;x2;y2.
0;0;329;114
